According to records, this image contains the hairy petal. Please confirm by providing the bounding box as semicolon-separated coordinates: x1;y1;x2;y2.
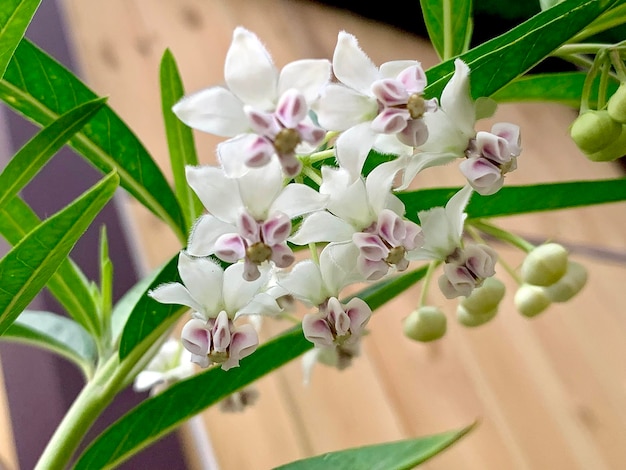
333;31;379;94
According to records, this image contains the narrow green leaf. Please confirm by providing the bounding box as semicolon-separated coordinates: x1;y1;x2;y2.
0;196;100;336
398;178;626;221
0;98;106;212
0;0;41;78
75;267;428;469
491;72;620;107
160;49;202;230
274;423;476;470
2;310;96;377
0;39;186;241
0;172;119;335
420;0;473;60
424;0;622;100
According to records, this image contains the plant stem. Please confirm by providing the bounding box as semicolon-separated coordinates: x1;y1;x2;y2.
469;220;535;253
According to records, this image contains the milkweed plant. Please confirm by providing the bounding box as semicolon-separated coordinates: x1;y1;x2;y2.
0;0;625;468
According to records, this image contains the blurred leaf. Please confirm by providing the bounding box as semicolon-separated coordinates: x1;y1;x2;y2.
0;39;186;241
2;310;96;377
0;172;119;335
0;98;106;212
420;0;473;60
0;0;41;78
274;423;476;470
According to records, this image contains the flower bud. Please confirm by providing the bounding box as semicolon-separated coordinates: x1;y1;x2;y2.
586;124;626;162
515;284;551;318
570;110;621;154
457;304;498;327
544;261;587;302
403;306;447;342
608;83;626;124
460;277;506;314
521;243;568;287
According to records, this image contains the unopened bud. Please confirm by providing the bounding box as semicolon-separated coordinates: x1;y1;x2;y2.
570;110;621;154
460;277;506;314
586;124;626;162
608;83;626;124
521;243;568;286
515;284;551;318
403;306;447;342
544;261;587;302
457;304;498;327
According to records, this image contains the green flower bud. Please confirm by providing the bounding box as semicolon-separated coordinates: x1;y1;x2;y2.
403;306;447;342
515;284;551;318
586;124;626;162
544;261;587;302
570;110;621;154
457;304;498;327
521;243;568;287
460;277;505;314
608;83;626;124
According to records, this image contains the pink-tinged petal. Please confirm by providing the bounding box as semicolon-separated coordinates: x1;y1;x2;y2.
275;89;307;128
442;263;476;298
244;107;281;137
289;211;355;245
371;108;410;134
377;209;406;246
332;31;380;95
218;135;261;178
463;244;498;279
225;27;277;110
276;152;302;178
243;259;261;282
492;122;521;156
214;233;246;263
379;60;421;80
371;78;408;107
243;136;274;168
270;183;328;219
302;312;334;347
190;353;210;369
181;318;210;356
177;252;225;314
326;297;351;337
353;232;388;261
148;282;201;313
237;211;260;242
210;311;232;352
172;86;248;136
372;133;413;157
397;119;429;148
459;157;503;196
222;263;269;313
295;120;326;146
262;212;292;245
344;297;372;334
222;324;259;370
358;257;390;281
476;131;511;164
403;221;424;251
312;84;378;131
440;59;476;137
396;64;427;94
185;165;241;221
187;215;234;257
270;243;295;268
277;260;326;306
278;59;332;102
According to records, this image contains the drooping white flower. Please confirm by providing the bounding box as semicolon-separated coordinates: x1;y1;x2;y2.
173;27;331;177
133;339;195;395
186;160;327;280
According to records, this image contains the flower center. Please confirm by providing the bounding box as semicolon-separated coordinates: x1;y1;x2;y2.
385;246;406;265
246;242;273;264
273;128;301;155
407;94;427;119
208;350;229;364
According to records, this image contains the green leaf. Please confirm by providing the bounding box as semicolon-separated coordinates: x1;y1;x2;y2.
0;39;186;241
0;172;119;335
75;266;428;469
398;178;626;221
424;0;622;100
0;98;106;212
491;72;620;108
420;0;473;60
0;196;100;336
2;310;96;377
274;423;476;470
160;49;202;230
0;0;41;78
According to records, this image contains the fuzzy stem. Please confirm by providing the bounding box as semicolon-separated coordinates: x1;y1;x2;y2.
469;220;535;253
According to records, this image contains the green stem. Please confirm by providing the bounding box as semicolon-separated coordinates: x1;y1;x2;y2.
469;220;535;253
305;148;335;164
442;0;453;60
418;260;439;307
555;43;611;56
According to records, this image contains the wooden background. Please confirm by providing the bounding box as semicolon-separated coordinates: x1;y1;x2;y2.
2;0;626;468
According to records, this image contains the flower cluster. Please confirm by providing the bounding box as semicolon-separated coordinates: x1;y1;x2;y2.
141;26;566;393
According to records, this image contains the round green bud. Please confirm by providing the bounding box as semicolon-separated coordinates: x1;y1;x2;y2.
403;306;447;342
514;284;551;318
586;124;626;162
460;277;505;315
457;304;498;327
608;83;626;124
521;243;568;287
570;110;621;154
544;261;587;302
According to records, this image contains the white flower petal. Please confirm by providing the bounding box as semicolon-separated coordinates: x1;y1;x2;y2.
319;242;363;295
446;184;473;241
333;31;379;95
217;135;259;178
172;87;248;136
149;282;201;312
178;252;225;315
440;59;475;138
399;151;459;190
289;211;355;245
365;160;404;215
187;215;234;257
270;183;328;218
186;165;242;222
222;263;269;314
378;60;421;79
133;371;165;392
334;123;376;180
278;59;331;103
225;27;277;110
278;260;325;305
312;84;378;131
237;161;283;219
235;292;282;318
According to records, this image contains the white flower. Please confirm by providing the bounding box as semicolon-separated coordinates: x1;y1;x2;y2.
186;160;327;280
173;27;331;177
133;339;195;395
